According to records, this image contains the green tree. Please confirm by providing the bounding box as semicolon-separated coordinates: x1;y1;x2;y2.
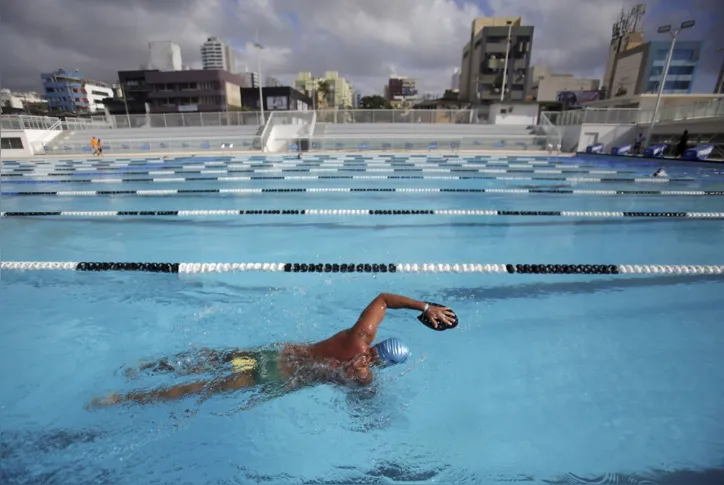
359;95;391;109
316;80;331;108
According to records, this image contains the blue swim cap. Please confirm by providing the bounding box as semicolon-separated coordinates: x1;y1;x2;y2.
373;338;410;367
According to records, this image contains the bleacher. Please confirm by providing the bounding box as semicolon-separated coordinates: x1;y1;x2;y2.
46;125;264;154
320;123;533;137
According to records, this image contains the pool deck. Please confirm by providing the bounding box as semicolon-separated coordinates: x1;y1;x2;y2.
2;149;569;161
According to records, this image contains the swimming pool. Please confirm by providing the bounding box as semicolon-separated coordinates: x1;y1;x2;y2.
2;153;724;484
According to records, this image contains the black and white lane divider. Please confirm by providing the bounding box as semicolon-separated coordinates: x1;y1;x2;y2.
1;261;723;275
3;209;723;218
0;175;692;185
0;164;620;178
2;188;724;197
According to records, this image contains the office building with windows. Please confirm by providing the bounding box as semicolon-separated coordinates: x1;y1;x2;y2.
459;17;535;103
610;40;701;97
40;69;113;114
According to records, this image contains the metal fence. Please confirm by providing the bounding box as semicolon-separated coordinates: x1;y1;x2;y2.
544;97;724;126
0;114;108;131
109;111;264;128
279;135;548;153
313;109;474;124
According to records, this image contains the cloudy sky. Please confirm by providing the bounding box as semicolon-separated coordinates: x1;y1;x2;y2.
0;0;722;96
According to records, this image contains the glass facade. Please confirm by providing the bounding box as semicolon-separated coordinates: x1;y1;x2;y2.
641;41;701;94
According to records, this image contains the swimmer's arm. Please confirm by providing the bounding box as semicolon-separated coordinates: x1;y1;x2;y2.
351;293;428;344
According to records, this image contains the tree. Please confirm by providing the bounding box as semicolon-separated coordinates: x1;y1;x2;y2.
359;95;391;109
316;80;331;108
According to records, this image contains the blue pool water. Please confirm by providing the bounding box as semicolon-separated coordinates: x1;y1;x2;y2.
2;154;724;484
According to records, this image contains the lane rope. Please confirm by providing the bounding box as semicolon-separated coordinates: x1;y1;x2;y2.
3;209;723;219
1;261;723;275
0;175;690;185
2;187;723;197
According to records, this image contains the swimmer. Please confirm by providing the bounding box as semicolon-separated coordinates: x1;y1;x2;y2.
652;167;668;178
89;294;457;410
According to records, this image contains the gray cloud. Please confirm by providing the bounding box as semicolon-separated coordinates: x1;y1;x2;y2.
0;0;721;96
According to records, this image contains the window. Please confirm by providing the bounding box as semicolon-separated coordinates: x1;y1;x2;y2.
1;137;24;149
474;40;481;49
91;90;108;96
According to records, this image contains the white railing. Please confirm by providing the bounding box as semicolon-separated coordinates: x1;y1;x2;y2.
1;115;62;130
30;119;64;153
259;112;277;152
43;136;261;155
544;97;724;126
109;111;264;128
314;109;475;124
537;112;562;148
279;135;549;152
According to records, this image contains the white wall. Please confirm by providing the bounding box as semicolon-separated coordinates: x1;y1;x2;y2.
576;123;638;152
0;128;63;158
559;124;582;152
489;103;539;125
266;124;310;152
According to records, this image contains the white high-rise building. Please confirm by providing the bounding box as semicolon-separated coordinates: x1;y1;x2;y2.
201;37;236;73
451;68;461;91
147;41;182;71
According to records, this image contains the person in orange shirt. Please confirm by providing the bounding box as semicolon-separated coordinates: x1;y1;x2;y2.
90;137;98;156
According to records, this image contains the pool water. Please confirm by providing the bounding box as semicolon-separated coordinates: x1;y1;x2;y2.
2;154;724;484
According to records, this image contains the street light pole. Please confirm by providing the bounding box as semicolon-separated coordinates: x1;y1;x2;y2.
253;40;265;125
118;81;131;128
646;20;695;146
500;21;514;103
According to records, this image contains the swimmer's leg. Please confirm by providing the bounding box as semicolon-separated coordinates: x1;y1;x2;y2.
127;348;224;378
88;372;257;409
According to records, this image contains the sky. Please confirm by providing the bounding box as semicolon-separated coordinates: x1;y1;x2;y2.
0;0;722;96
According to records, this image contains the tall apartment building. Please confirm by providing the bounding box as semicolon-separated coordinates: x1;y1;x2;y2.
294;71;353;108
147;41;182;71
610;40;701;97
451;68;461;91
265;76;282;87
40;69;113;114
530;65;600;101
459;17;535;103
201;37;236;73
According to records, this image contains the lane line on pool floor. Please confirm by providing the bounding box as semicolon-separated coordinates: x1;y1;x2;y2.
3;209;723;219
0;167;643;178
0;175;693;185
1;261;723;275
2;187;723;197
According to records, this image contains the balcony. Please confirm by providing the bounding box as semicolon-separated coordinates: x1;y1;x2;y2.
484;42;508;54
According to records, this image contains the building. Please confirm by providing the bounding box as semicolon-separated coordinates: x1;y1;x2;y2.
386;76;418;107
241;72;259;88
610;40;701;98
201;37;236;73
459;17;535;103
147;41;182;71
601;5;647;98
530;65;600;102
451;68;461;91
40;69;113;114
240;86;313;111
294;71;353;108
265;76;282;87
110;69;247;113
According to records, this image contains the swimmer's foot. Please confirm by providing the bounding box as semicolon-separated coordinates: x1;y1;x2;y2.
87;393;123;410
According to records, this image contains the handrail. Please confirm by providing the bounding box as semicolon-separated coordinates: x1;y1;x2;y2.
259;111;277;153
278;134;541;140
29;119;64;154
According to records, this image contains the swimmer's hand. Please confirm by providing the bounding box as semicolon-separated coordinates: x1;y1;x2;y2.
420;304;457;330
